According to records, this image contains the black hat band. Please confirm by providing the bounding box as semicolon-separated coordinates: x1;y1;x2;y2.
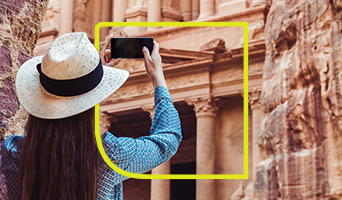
37;59;104;97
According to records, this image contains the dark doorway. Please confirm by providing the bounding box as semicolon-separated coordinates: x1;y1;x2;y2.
170;162;196;200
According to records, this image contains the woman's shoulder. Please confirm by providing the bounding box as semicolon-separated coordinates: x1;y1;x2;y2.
1;135;23;158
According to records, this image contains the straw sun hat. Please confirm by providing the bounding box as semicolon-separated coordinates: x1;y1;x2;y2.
16;32;129;119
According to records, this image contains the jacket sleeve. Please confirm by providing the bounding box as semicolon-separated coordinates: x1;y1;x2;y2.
1;135;23;200
98;86;182;185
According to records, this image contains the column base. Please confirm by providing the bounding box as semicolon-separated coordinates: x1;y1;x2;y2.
192;11;199;21
218;0;248;16
251;0;269;7
181;12;192;21
198;13;214;20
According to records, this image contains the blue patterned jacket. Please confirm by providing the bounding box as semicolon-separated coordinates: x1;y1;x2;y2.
1;86;182;200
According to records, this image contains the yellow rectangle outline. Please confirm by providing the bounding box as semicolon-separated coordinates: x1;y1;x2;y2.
94;22;248;179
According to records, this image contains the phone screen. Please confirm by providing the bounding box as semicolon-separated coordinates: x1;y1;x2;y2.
111;37;153;59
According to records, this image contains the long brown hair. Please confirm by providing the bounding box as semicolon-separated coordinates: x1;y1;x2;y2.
19;107;98;200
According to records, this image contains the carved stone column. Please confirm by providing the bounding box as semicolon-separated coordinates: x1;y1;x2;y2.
251;0;269;7
101;0;111;39
186;97;218;200
113;0;126;22
180;0;192;21
151;160;171;200
249;90;261;182
218;0;248;16
93;0;102;38
192;0;200;20
142;105;170;200
141;105;155;120
147;0;161;31
59;0;74;35
198;0;215;19
124;8;148;35
99;107;117;134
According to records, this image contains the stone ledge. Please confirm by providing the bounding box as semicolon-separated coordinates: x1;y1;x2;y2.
40;27;58;37
125;7;148;18
137;5;268;37
161;7;183;22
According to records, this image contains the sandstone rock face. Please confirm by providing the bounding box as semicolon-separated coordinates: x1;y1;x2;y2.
0;1;49;197
231;182;245;200
0;0;49;139
256;0;342;199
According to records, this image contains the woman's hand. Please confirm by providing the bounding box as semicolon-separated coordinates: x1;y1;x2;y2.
99;34;121;67
142;41;167;89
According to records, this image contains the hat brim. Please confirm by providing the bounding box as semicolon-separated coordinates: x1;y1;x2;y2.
16;56;129;119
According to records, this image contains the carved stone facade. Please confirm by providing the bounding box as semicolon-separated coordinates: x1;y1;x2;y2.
5;0;340;199
186;97;219;117
30;0;269;199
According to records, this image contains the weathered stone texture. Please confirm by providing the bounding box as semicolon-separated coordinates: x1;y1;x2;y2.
256;0;342;199
0;1;49;199
0;0;50;138
41;0;60;32
199;38;227;53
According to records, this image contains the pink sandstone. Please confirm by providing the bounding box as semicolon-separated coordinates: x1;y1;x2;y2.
256;0;342;199
0;0;49;198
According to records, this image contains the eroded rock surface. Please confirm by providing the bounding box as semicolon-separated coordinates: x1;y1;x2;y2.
0;0;49;139
0;1;49;198
256;0;342;199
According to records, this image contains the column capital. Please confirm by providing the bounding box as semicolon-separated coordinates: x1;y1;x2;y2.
186;96;219;117
99;111;117;134
141;105;155;119
249;89;261;110
216;97;229;108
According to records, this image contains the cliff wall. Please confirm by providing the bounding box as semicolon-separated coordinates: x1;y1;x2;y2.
256;0;342;199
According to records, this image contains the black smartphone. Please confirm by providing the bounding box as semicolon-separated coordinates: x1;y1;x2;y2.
111;37;154;59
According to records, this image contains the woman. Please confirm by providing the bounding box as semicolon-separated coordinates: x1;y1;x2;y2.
0;32;182;200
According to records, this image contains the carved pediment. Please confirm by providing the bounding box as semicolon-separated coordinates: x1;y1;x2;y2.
200;38;227;53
